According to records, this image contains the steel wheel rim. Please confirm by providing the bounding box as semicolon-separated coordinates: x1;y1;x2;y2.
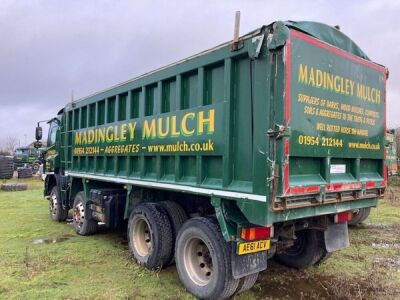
74;201;85;229
132;217;152;257
183;237;213;286
50;192;57;216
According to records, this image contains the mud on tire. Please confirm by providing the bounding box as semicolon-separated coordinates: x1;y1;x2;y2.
158;201;188;265
175;217;239;300
348;207;371;226
49;186;68;222
275;229;326;269
72;192;98;235
128;202;173;269
234;272;259;295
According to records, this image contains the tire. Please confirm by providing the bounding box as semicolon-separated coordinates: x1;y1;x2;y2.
72;192;97;235
49;186;68;222
175;217;239;300
348;207;371;226
234;272;259;295
357;207;371;223
17;167;33;179
32;162;40;174
0;183;27;191
316;251;332;265
158;201;188;265
128;202;173;269
275;229;325;269
0;156;14;179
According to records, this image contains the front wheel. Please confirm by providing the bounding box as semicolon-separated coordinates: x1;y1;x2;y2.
175;217;239;300
49;186;67;222
275;229;325;269
72;192;97;235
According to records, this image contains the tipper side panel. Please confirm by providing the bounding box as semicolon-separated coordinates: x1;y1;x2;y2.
61;40;269;198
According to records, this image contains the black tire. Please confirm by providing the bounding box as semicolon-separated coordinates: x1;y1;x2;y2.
128;202;173;269
175;217;239;300
234;272;259;295
348;207;371;226
17;167;33;179
275;229;325;269
32;162;40;174
0;156;14;179
158;201;188;265
49;186;68;222
0;183;27;191
357;207;371;223
72;192;97;235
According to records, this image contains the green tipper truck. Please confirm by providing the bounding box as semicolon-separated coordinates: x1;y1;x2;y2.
35;21;387;299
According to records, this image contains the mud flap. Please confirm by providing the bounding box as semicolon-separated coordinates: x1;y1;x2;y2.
324;222;350;252
231;247;268;279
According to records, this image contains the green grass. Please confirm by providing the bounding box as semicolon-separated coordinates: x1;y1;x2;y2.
0;178;192;300
0;178;399;299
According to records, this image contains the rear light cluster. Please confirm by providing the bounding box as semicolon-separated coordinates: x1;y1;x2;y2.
334;211;353;223
241;226;273;241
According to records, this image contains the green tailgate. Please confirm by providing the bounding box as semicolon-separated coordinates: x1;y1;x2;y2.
274;28;387;212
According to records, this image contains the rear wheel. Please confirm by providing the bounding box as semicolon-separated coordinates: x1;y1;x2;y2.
357;207;371;223
72;192;97;235
234;272;259;295
49;186;67;222
175;217;239;300
275;229;325;269
158;201;188;265
348;207;371;226
128;202;173;269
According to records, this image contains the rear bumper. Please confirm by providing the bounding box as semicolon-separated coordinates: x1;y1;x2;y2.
269;197;378;225
274;183;384;211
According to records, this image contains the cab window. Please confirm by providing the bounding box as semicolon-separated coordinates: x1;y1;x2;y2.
47;122;59;147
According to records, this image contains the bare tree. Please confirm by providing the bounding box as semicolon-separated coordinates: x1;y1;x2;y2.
0;136;19;155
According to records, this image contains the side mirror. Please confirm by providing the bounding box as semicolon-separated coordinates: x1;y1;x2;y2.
35;126;43;140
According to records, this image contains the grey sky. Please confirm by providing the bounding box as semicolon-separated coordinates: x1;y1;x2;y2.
0;0;399;146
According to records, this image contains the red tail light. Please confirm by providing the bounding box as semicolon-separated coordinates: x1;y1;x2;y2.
334;211;353;223
241;226;273;241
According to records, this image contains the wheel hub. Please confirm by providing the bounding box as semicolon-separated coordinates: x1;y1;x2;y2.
50;193;57;216
184;238;213;286
132;217;152;257
74;202;85;229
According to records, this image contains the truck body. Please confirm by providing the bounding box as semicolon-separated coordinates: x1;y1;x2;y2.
37;21;387;299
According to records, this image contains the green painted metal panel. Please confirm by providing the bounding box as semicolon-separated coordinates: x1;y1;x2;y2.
289;32;386;159
48;21;387;227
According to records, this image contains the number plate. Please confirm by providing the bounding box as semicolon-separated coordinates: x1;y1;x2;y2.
238;240;270;255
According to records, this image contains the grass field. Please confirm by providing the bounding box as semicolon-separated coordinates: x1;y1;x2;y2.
0;177;399;299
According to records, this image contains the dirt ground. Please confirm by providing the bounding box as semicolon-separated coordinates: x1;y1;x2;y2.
0;177;399;299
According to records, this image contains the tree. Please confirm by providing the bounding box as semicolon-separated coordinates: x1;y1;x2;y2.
0;136;19;155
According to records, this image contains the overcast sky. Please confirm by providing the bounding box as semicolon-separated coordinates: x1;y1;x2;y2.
0;0;398;146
